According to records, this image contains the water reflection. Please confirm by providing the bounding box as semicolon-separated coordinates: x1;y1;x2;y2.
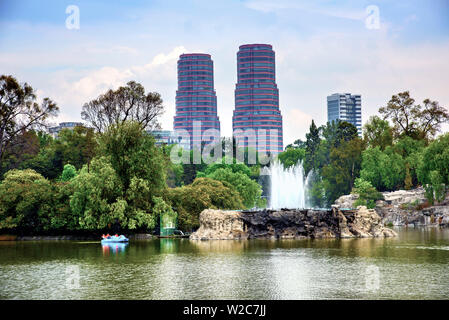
159;238;178;254
1;228;449;299
102;243;128;256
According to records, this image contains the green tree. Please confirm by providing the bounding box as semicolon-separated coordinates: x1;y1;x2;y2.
98;121;166;193
417;133;449;203
363;115;393;150
55;126;97;170
277;147;305;168
161;144;184;187
379;91;449;141
335;121;358;146
81;81;164;133
352;178;384;209
1;130;40;177
0;169;52;231
198;156;252;178
70;121;167;231
322;138;363;205
181;148;208;185
70;157;125;230
392;136;425;187
306;172;326;208
0;75;58;167
205;167;263;209
360;146;405;191
167;177;244;231
17;125;97;180
39;181;78;231
304;120;321;174
60;164;77;181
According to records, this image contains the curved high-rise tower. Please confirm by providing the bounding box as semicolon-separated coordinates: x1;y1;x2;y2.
174;53;220;149
232;44;283;155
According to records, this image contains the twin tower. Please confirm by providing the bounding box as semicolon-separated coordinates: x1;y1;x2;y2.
173;44;283;155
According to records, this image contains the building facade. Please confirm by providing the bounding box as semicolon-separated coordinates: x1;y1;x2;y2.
173;53;220;150
232;44;283;155
48;122;84;138
149;130;177;147
327;93;362;136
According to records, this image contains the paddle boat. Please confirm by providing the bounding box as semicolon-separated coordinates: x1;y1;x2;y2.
101;234;129;244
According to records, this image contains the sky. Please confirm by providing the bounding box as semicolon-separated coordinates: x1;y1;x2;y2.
1;0;448;146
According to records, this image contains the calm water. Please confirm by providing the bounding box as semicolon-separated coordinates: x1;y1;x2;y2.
1;228;449;300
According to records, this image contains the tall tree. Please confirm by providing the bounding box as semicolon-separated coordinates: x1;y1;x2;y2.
363;115;393;150
304;120;321;174
322;138;364;204
379;91;449;140
1;130;40;175
418;98;449;140
335;121;358;146
0;75;58;165
81;81;164;132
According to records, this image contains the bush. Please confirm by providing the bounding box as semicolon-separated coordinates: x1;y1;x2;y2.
351;178;384;209
60;164;77;181
205;167;262;209
418;133;449;204
167;177;244;231
0;169;52;231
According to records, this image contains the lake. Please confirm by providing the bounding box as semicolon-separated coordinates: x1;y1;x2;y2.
1;227;449;300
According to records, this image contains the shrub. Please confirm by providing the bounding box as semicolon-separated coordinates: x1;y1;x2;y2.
0;169;52;231
167;177;244;231
351;178;384;209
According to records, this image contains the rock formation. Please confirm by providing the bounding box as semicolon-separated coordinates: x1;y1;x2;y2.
333;187;449;226
190;207;397;240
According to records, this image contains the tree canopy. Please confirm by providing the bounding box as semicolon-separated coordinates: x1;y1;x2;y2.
379;91;449;141
0;75;58;165
81;81;164;133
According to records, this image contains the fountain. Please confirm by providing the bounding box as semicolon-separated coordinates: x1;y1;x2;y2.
269;161;308;209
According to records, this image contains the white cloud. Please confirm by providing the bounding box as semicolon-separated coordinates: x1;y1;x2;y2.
45;46;188;126
147;46;187;67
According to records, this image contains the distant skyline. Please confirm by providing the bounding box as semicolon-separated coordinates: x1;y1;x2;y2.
1;0;448;146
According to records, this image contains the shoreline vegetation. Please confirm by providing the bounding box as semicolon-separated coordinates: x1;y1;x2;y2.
1;75;449;237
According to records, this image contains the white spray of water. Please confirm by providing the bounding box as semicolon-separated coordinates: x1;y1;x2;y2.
269;161;308;209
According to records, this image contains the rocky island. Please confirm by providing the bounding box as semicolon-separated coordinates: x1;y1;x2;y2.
190;206;397;240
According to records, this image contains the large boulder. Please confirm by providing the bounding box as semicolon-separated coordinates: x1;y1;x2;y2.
334;193;359;209
381;187;426;206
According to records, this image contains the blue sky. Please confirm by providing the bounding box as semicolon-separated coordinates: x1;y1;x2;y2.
1;0;448;145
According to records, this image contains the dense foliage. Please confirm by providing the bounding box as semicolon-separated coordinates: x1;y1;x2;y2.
167;177;244;231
